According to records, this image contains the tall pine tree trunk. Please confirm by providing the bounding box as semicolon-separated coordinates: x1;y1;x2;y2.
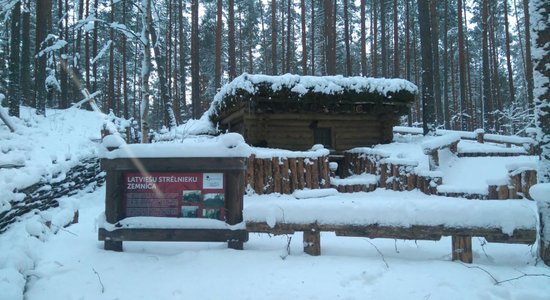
228;0;236;79
215;0;222;89
430;0;442;125
344;0;352;76
20;0;32;107
482;0;492;129
503;0;515;107
524;0;534;108
301;0;307;74
380;0;387;77
360;0;367;76
443;0;450;128
8;1;21;117
457;0;468;130
393;0;399;78
271;0;277;75
191;0;200;119
418;0;435;135
35;0;51;116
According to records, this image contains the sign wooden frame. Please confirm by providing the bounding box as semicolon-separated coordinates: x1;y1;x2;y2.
99;157;248;251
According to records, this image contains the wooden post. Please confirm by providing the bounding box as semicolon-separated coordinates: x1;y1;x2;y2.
303;228;321;256
509;185;518;199
272;158;282;193
319;156;330;188
450;141;458;154
265;158;273;194
289;158;298;192
488;185;498;199
406;174;416;191
104;170;124;251
297;158;305;189
247;155;255;192
281;158;290;194
452;235;473;263
476;130;484;143
392;164;399;190
526;170;538;199
510;173;521;193
255;158;264;195
380;163;387;188
72;210;79;224
226;169;246;250
305;159;314;189
497;185;509;200
342;152;350;178
311;158;320;189
428;151;439;170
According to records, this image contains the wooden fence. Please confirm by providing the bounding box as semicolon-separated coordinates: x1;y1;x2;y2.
246;155;330;195
0;157;105;233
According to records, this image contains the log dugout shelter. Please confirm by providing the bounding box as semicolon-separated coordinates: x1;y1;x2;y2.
208;74;417;153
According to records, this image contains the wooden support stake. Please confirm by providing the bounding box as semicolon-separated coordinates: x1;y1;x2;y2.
312;158;320;189
429;151;439;171
272;158;282;193
297;158;305;189
72;210;79;224
380;163;387;188
320;156;330;188
265;158;273;194
488;185;498;199
305;159;314;189
281;158;290;194
406;174;416;191
392;164;399;191
104;240;123;252
509;185;518;199
303;229;321;256
255;158;264;195
288;158;297;192
510;173;521;193
452;235;473;263
497;185;509;200
247;155;255;191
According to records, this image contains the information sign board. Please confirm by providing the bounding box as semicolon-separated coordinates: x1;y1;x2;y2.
124;172;226;220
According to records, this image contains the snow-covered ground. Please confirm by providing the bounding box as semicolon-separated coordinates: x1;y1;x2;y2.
1;107;550;299
1;186;549;300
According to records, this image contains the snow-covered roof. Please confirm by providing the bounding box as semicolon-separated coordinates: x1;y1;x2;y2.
208;73;418;120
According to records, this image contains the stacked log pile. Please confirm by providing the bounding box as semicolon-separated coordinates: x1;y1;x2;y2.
0;157;105;233
247;155;330;195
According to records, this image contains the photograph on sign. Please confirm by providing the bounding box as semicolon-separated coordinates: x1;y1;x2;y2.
181;206;199;218
182;190;201;203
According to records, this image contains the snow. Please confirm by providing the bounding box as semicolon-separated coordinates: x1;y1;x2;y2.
292;188;339;199
98;214;245;231
244;190;536;235
438;156;539;195
331;173;379;186
421;133;461;154
458;140;528;154
208;73;418;117
101;133;252;159
0;106;105;208
531;184;550;248
91;40;112;64
1;186;547;300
